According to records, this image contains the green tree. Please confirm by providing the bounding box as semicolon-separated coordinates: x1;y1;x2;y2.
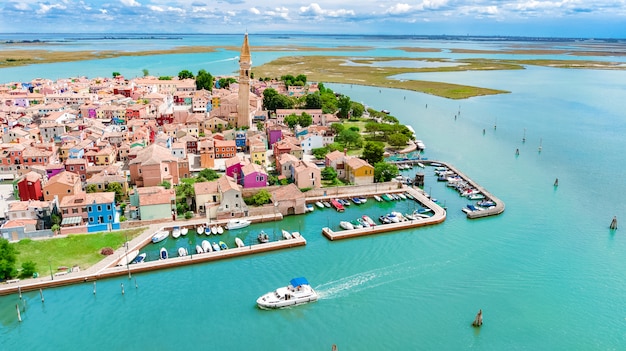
351;102;364;118
256;121;264;131
374;162;399;183
337;95;352;119
105;182;125;202
112;72;121;78
305;93;322;109
298;112;313;128
142;69;149;77
270;94;294;110
388;133;410;148
196;69;214;91
158;180;172;189
19;260;37;278
362;141;385;165
85;184;98;193
312;147;329;159
320;91;338;113
158;76;172;80
251;189;272;206
284;114;299;129
335;129;362;149
321;166;337;181
198;168;220;181
0;238;18;280
263;88;278;110
178;69;194;79
295;74;307;85
330;123;345;135
218;77;237;89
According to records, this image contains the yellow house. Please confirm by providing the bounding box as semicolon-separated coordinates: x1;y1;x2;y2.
345;158;374;185
250;143;266;165
95;146;117;165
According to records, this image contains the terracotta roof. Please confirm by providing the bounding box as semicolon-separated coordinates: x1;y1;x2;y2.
138;187;175;206
2;219;38;228
194;181;219;195
271;183;304;201
326;150;345;162
241;162;265;176
129;143;177;166
20;171;43;183
47;171;80;186
217;175;240;193
346;157;372;169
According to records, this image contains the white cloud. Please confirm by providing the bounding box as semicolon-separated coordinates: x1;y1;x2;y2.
385;3;413;15
120;0;141;7
148;5;164;12
265;7;290;20
250;7;261;15
14;2;30;10
36;3;66;14
299;3;355;18
99;9;108;14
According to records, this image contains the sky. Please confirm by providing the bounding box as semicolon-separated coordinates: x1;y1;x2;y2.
0;0;625;38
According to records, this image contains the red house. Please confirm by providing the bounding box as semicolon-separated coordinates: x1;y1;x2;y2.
17;171;44;201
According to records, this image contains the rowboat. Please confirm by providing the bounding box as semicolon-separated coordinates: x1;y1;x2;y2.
257;231;270;243
374;195;382;202
217;226;224;234
282;229;293;240
181;228;188;236
177;247;188;257
195;245;204;254
160;247;168;260
219;241;228;250
151;230;169;243
202;240;212;253
235;237;245;248
315;201;325;208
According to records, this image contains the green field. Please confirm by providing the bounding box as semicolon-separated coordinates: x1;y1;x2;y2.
12;228;145;277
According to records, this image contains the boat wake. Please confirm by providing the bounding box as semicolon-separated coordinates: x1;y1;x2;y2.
207;56;238;64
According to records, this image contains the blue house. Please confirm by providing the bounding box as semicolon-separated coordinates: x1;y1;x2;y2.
86;192;120;232
235;130;247;150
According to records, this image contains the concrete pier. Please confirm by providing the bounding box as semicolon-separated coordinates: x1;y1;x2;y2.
322;187;446;240
422;160;505;219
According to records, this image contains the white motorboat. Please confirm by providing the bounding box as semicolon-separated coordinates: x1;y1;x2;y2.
417;162;425;168
306;204;315;212
195;245;204;254
226;219;251;230
397;193;407;200
217;226;224;234
212;242;221;251
181;228;188;236
202;240;212;253
116;249;139;266
257;277;318;309
160;247;168;260
340;221;354;230
323;202;331;208
152;230;169;243
257;231;270;243
387;213;400;223
315;201;325;209
211;226;218;235
282;229;293;240
197;226;205;235
178;247;188;257
235;237;245;248
374;195;382;202
131;253;147;264
172;226;181;239
358;197;367;203
291;231;301;238
362;215;376;227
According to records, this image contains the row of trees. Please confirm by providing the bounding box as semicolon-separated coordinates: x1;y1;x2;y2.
0;238;36;280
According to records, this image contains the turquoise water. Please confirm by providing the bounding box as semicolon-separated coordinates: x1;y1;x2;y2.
2;35;626;350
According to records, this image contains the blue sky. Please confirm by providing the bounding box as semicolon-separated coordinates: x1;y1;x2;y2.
0;0;625;38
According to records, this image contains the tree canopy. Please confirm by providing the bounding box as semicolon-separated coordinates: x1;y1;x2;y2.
335;129;363;149
178;69;194;79
374;162;399;183
362;141;385;165
337;95;352;119
321;166;337;181
196;69;214;91
0;238;18;280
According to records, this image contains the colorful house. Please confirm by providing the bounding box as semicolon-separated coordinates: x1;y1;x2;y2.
128;186;176;221
16;171;44;201
292;161;321;189
85;192;118;231
215;175;248;219
128;143;181;187
193;181;219;218
225;155;246;180
241;163;267;188
43;171;82;202
345;158;375;185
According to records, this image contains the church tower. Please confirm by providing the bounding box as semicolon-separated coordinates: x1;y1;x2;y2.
237;33;251;128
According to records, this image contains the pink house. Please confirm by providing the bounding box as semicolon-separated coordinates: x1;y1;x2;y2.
241;163;267;188
225;155;246;181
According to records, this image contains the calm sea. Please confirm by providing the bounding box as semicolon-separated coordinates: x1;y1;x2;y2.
1;34;626;350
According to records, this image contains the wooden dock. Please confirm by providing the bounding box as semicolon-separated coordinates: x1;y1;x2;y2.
322;187;446;240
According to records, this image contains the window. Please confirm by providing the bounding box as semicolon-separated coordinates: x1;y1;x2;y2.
139;169;142;174
67;189;71;193
72;208;78;214
97;205;102;212
70;166;74;171
108;215;112;221
164;167;168;172
62;209;68;214
89;217;94;223
107;205;111;211
80;166;84;170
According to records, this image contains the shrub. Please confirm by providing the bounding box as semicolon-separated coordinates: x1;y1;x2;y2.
100;247;114;256
184;211;193;219
19;261;37;278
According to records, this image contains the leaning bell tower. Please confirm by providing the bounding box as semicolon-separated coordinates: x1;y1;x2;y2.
237;33;251;128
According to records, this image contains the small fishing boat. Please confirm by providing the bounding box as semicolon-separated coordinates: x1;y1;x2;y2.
417;162;425;168
306;204;315;212
217;225;224;234
211;226;218;235
195;245;204;254
323;201;331;208
357;217;369;227
397;193;407;200
350;219;363;229
256;277;318;309
416;207;433;214
374;195;383;202
468;193;485;200
257;230;270;243
291;232;301;238
404;213;418;220
351;197;361;205
382;194;393;201
387;213;400;223
159;247;168;260
212;242;221;251
131;253;147;264
358;196;367;203
197;225;205;235
362;215;376;226
235;237;245;248
181;228;188;236
391;194;401;200
202;240;212;253
219;241;228;250
315;201;324;209
478;200;496;208
282;229;293;240
340;221;354;230
378;215;391;224
178;247;188;257
152;230;169;243
226;219;252;230
172;226;181;239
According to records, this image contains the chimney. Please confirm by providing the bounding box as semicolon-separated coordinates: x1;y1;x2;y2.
344;148;347;156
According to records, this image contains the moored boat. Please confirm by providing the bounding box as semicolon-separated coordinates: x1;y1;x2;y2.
181;228;188;236
404;192;415;200
291;231;301;238
358;196;367;203
362;215;376;226
256;277;318;309
378;215;391;224
340;221;354;230
219;241;228;250
195;245;204;254
131;253;147;264
330;199;345;212
282;229;293;240
212;242;220;251
152;230;169;243
397;193;407;200
235;237;245;248
417;162;425;168
323;201;331;208
315;201;325;209
382;194;393;201
257;230;270;243
357;217;369;227
306;204;315;212
226;219;252;230
374;195;383;202
469;193;485;200
172;226;181;239
217;225;224;234
351;197;361;205
159;247;168;260
202;240;212;252
211;226;218;235
178;247;188;257
116;249;139;266
197;225;205;235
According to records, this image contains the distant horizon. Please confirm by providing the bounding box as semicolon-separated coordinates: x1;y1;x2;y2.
1;32;625;41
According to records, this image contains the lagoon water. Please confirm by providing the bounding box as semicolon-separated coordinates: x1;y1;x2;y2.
2;34;626;350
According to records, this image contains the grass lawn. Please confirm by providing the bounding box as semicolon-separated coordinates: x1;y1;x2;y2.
12;228;146;276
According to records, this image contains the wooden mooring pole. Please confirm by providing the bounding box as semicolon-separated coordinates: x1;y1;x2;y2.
472;309;483;327
40;288;44;303
610;216;618;230
16;304;22;322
